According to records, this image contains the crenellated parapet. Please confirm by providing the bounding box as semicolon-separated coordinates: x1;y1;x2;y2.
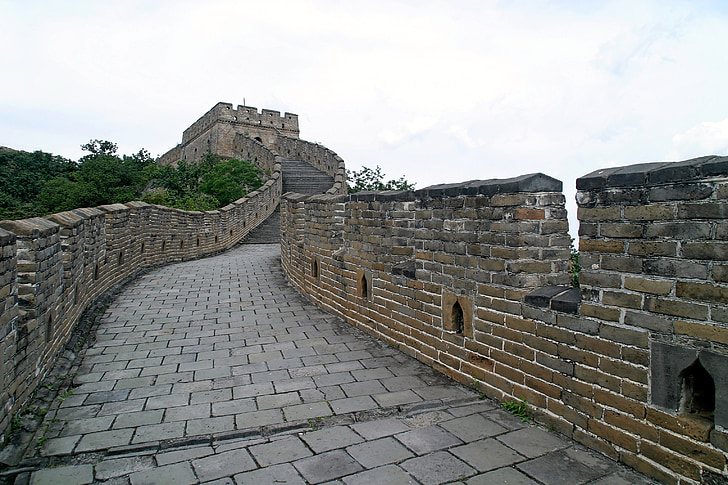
280;157;728;484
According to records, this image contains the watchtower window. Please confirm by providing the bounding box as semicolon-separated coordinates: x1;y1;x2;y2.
452;301;464;334
680;360;715;418
311;259;319;278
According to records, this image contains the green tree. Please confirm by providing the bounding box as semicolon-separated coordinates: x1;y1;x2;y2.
35;140;155;214
200;158;264;206
142;153;264;211
0;147;76;219
346;165;416;193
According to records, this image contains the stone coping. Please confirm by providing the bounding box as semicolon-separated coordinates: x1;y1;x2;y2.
577;155;728;190
522;285;580;314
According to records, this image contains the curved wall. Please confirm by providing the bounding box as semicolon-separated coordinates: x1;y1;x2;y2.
0;137;282;444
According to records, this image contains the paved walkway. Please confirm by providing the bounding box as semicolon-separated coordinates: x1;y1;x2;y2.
14;244;659;484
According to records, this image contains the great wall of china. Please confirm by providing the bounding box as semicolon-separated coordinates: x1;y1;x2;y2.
1;102;727;483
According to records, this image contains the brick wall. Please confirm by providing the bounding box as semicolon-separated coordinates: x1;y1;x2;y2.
280;158;728;484
574;156;728;483
0;137;283;443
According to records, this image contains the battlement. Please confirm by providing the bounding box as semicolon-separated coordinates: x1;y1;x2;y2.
181;102;299;145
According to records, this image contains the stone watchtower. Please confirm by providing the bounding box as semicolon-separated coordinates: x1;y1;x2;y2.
159;102;299;165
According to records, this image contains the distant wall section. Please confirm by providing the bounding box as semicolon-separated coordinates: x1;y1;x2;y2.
159;102;299;165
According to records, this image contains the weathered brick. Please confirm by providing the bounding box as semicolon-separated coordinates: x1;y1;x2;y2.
713;264;728;283
587;418;638;452
621;451;679;485
599;223;643;238
593;388;645;418
604;409;658;441
644;297;709;320
677;201;728;219
659;430;726;470
600;254;642;273
580;303;620;322
579;271;621;289
574;334;620;358
675;281;728;304
644;222;711;239
626;241;677;257
536;352;574;376
639;442;701;481
562;391;603;419
674;320;728;345
623;276;672;295
547;397;588;429
602;290;642;310
646;407;714;442
574;366;621;393
643;258;708;279
599;357;647;384
623;204;674;221
623;310;673;333
621;381;647;401
682;242;728;261
578;239;624;254
557;344;598;367
577;206;621;221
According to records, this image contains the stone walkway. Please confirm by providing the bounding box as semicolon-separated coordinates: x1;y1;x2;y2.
12;244;660;484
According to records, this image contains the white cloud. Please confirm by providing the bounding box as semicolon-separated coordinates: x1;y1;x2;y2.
378;117;438;146
671;119;728;159
2;0;728;237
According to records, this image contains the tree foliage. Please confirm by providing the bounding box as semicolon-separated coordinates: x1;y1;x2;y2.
142;152;264;211
346;165;416;193
0;141;265;219
0;147;76;219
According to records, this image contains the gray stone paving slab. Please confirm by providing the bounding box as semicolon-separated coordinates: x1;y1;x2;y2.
450;438;525;472
131;421;186;444
439;413;508;442
400;451;476;485
395;425;463;455
373;389;423;407
516;447;616;485
496;425;571;458
38;435;81;456
234;463;306;485
342;465;417;485
249;436;313;466
74;429;133;452
94;455;156;480
465;467;538;485
191;448;257;482
283;401;332;421
186;415;235;435
301;426;364;453
113;409;164;429
346;437;415;469
30;464;94;485
155;445;215;466
330;395;379;414
129;461;197;485
294;449;364;484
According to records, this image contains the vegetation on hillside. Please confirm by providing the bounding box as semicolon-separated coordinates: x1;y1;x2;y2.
347;165;416;193
0;141;264;220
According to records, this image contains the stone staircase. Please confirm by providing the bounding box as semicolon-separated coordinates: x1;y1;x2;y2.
280;158;335;195
244;159;335;244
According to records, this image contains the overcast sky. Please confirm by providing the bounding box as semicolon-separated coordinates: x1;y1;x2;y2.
2;0;728;235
